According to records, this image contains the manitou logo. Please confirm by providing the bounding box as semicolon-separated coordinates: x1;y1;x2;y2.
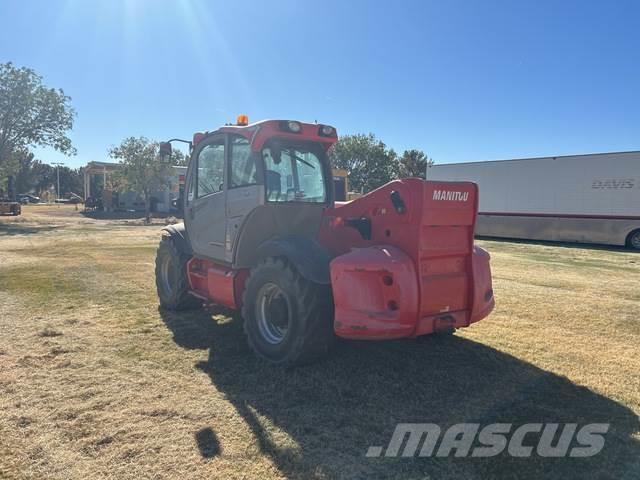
432;190;469;202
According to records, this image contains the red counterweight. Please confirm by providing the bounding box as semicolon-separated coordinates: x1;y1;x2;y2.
321;178;494;340
331;245;419;339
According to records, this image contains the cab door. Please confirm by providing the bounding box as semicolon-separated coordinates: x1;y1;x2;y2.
225;134;264;263
184;134;227;261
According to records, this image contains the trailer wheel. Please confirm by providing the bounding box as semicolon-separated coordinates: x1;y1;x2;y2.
242;257;333;366
627;229;640;251
155;236;200;310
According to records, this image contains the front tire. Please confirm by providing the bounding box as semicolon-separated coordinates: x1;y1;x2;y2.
155;236;200;310
242;257;333;366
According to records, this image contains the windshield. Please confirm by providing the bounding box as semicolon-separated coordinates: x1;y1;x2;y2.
262;141;327;203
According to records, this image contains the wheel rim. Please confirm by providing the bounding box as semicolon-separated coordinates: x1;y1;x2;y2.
631;232;640;250
256;282;291;345
160;254;175;298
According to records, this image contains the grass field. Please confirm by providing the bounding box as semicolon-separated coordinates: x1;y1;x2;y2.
1;205;639;479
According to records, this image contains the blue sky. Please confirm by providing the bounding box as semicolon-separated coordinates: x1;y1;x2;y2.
1;0;639;168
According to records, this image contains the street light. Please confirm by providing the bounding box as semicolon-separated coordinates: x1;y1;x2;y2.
52;162;64;201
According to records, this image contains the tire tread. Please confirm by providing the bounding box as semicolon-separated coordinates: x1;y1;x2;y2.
155;236;200;311
241;257;333;366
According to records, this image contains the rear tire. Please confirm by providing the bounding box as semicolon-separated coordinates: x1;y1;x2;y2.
242;257;333;366
627;229;640;251
432;327;456;336
155;236;200;310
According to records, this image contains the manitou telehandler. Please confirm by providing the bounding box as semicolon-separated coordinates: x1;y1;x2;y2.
156;116;495;365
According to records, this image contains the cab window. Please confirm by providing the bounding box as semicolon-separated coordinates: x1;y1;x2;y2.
228;136;256;188
262;141;326;203
196;139;225;197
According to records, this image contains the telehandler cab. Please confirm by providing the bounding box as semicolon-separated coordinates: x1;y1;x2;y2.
156;116;495;365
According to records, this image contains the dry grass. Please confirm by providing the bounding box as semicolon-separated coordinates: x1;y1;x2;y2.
0;205;639;479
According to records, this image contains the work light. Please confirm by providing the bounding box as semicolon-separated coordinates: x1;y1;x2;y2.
278;120;302;133
287;121;302;133
319;125;336;137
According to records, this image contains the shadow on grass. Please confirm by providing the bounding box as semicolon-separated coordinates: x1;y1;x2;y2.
160;308;640;479
195;427;221;458
0;223;59;236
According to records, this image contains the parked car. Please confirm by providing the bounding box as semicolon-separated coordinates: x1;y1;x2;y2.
54;194;83;204
17;194;40;204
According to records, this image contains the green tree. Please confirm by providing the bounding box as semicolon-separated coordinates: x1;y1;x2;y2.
329;133;399;193
109;137;172;222
48;165;83;197
398;149;433;179
0;62;76;167
10;153;83;197
27;160;56;195
0;147;29;189
170;148;188;166
11;149;38;193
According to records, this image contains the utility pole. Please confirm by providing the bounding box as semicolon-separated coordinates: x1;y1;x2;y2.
52;162;65;201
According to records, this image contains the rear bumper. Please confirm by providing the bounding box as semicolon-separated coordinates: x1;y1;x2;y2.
414;246;495;336
330;245;495;340
414;297;495;336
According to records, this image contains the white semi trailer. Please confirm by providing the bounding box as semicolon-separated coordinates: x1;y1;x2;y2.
427;151;640;250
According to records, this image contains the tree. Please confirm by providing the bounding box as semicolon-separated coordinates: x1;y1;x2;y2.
398;149;433;179
109;137;172;222
170;148;188;166
0;62;76;168
11;149;38;193
47;165;83;197
329;133;399;193
5;151;83;197
0;147;28;188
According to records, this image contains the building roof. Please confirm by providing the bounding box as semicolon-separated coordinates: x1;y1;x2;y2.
85;161;120;174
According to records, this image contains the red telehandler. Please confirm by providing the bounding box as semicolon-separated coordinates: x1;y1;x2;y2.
156;116;495;366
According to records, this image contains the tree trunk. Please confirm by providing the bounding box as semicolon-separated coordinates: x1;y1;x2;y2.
144;192;151;224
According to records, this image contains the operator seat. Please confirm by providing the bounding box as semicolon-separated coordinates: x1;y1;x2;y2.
265;170;281;201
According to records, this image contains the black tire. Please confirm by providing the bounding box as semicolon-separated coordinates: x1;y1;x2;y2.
432;327;456;336
627;229;640;251
155;236;200;310
241;257;333;366
415;328;455;343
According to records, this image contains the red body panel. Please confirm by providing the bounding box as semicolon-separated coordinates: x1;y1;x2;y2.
197;120;337;153
331;246;419;339
319;178;494;339
187;258;248;309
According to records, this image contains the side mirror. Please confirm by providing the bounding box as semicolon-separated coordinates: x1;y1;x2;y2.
159;142;172;162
